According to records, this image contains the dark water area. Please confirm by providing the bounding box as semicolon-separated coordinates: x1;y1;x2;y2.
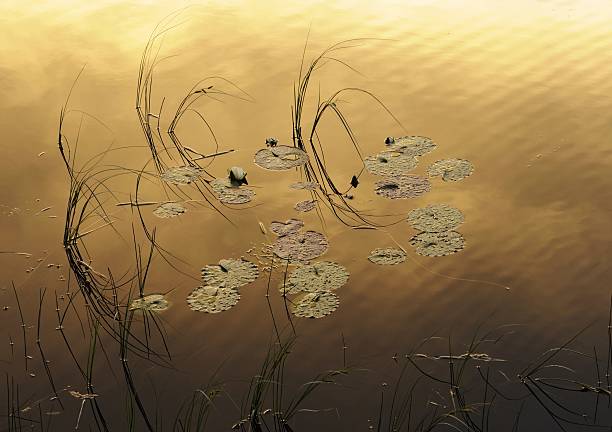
2;1;612;430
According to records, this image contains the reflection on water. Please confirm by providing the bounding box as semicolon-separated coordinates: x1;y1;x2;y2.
2;1;612;429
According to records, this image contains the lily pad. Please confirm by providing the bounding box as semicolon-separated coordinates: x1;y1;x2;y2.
201;258;259;289
428;159;474;181
161;166;203;185
186;286;240;313
210;178;255;204
364;151;418;177
254;146;309;170
388;136;437;157
294;200;316;212
409;231;465;257
280;261;349;295
129;294;169;312
289;181;319;190
269;219;304;236
368;248;407;265
407;204;464;232
273;230;329;262
153;202;186;219
375;175;431;199
291;291;339;318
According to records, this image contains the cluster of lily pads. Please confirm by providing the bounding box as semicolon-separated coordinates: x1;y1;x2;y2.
138;135;473;317
365;136;473;199
188;258;260;313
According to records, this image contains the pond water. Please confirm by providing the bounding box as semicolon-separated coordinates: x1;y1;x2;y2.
2;1;612;430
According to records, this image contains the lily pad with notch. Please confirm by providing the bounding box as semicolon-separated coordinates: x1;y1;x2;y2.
254;145;309;171
280;261;349;295
186;286;240;313
368;247;407;265
375;175;431;199
409;231;465;257
291;291;339;319
273;230;329;262
201;258;259;289
428;158;474;182
407;204;464;232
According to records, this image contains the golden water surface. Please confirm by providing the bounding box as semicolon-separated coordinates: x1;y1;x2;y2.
2;1;612;430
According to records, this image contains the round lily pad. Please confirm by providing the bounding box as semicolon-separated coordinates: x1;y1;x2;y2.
201;258;259;289
254;146;309;170
210;179;255;204
280;261;349;295
294;200;316;212
292;291;339;318
161;166;204;185
269;219;304;236
289;181;319;190
273;230;329;262
186;286;240;313
407;204;464;232
364;151;418;177
428;159;474;181
129;294;169;312
368;248;406;265
388;136;437;157
375;175;431;199
409;231;465;257
153;202;186;219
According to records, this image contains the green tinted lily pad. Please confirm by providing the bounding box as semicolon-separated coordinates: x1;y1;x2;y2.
388;135;437;156
186;286;240;313
273;230;328;262
210;179;255;204
254;146;309;170
280;261;349;295
129;294;169;312
153;202;186;219
407;204;464;232
409;231;465;257
368;248;406;265
364;151;418;177
291;291;339;319
375;175;431;199
294;200;316;212
201;258;259;289
161;166;204;185
269;218;304;236
428;159;474;181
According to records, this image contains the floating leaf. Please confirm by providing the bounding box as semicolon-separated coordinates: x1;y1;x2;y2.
273;231;328;262
201;258;259;289
409;231;465;257
153;202;186;219
187;286;240;313
280;261;349;295
407;204;464;232
428;159;474;181
210;179;255;204
129;294;169;312
269;219;304;236
375;175;431;199
161;166;203;185
294;200;316;212
368;248;406;265
289;181;319;191
388;136;437;156
292;291;339;319
364;151;418;177
254;145;309;170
